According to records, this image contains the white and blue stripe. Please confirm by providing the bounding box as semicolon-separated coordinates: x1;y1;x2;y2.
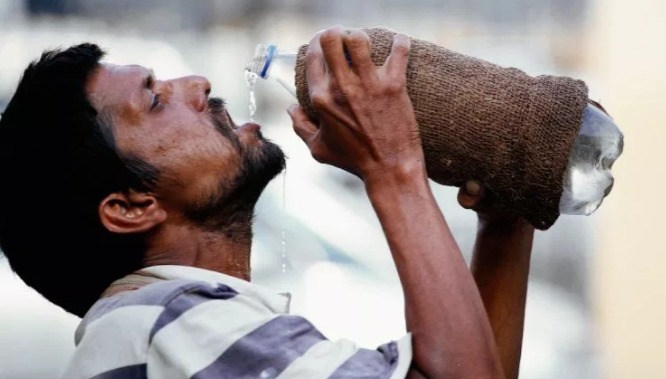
59;265;412;379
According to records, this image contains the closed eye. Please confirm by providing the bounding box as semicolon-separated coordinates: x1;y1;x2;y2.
151;93;161;110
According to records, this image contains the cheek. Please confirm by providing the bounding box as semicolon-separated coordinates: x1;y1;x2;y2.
155;133;243;204
113;109;244;203
143;114;237;173
178;140;241;184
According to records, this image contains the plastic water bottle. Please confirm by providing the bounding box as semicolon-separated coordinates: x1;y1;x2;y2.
246;44;297;97
246;43;624;216
559;102;624;215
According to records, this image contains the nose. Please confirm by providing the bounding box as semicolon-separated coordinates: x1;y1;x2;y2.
603;177;614;197
183;75;211;112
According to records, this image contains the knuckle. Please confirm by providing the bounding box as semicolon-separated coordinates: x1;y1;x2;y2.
331;88;349;105
310;90;331;110
305;48;320;64
392;35;411;55
319;31;334;45
291;119;304;132
386;80;407;95
346;30;369;47
393;43;410;57
311;146;327;163
320;27;342;45
309;30;324;46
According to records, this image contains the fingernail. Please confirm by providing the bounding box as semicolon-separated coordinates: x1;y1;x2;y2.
465;181;481;195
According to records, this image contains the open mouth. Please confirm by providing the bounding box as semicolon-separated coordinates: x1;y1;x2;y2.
225;110;239;131
207;98;263;140
237;122;261;133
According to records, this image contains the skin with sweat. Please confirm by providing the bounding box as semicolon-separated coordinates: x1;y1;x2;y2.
86;63;272;280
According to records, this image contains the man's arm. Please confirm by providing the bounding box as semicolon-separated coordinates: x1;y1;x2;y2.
458;182;535;379
288;27;504;379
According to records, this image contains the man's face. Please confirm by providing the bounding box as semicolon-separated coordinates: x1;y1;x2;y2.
86;63;285;227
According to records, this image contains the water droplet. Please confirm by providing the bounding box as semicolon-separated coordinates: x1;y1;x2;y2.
244;69;258;121
281;168;288;273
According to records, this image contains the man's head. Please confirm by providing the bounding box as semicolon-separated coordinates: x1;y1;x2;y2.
0;43;285;317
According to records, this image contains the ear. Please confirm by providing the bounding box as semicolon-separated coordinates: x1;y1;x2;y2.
99;191;167;234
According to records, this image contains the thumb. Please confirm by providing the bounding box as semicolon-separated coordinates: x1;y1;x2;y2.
287;104;318;144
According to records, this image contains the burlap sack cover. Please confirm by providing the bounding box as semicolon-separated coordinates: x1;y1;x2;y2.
295;27;589;230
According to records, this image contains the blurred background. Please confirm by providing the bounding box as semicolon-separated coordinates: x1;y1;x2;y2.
0;0;663;378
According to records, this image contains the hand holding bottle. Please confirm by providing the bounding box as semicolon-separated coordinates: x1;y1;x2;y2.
287;27;424;182
255;25;624;229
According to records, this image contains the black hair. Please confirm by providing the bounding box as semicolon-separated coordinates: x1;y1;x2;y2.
0;43;159;317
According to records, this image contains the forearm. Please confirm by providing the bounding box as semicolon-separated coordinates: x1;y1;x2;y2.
470;217;534;379
365;165;504;379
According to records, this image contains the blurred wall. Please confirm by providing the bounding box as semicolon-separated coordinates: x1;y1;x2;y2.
589;0;666;378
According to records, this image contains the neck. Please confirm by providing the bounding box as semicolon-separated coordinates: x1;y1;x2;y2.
142;218;253;281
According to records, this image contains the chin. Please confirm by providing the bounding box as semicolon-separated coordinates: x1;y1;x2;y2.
239;127;268;151
184;137;285;231
251;138;286;180
233;131;285;191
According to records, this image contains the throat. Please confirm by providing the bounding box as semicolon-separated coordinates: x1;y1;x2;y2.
142;221;253;281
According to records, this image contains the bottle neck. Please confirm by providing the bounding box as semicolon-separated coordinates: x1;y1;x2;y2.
247;44;278;79
260;45;277;79
246;43;298;98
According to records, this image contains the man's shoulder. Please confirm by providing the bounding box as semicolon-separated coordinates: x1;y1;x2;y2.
75;278;240;343
90;279;238;319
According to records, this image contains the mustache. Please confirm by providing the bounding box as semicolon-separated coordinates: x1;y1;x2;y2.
207;96;229;126
207;97;242;152
208;97;226;115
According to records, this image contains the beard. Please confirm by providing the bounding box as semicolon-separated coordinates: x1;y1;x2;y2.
183;98;286;239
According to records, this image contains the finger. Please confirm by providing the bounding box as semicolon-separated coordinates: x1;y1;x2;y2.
457;180;484;209
384;34;411;80
344;29;375;77
458;188;480;209
464;180;483;197
287;104;318;144
319;26;351;80
306;32;327;94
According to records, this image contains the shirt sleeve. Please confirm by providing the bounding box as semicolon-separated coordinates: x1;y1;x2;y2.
146;285;413;379
333;334;413;379
277;333;413;379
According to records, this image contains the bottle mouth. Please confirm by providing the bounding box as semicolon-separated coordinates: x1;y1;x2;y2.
260;45;276;79
246;43;277;79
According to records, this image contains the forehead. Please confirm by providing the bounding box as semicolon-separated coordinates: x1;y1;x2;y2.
86;63;150;112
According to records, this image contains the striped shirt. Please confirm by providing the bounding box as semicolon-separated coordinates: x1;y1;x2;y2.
59;265;412;379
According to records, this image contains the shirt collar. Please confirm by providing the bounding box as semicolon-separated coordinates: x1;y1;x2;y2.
140;265;291;314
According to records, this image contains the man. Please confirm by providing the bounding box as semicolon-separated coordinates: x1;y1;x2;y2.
0;27;534;379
